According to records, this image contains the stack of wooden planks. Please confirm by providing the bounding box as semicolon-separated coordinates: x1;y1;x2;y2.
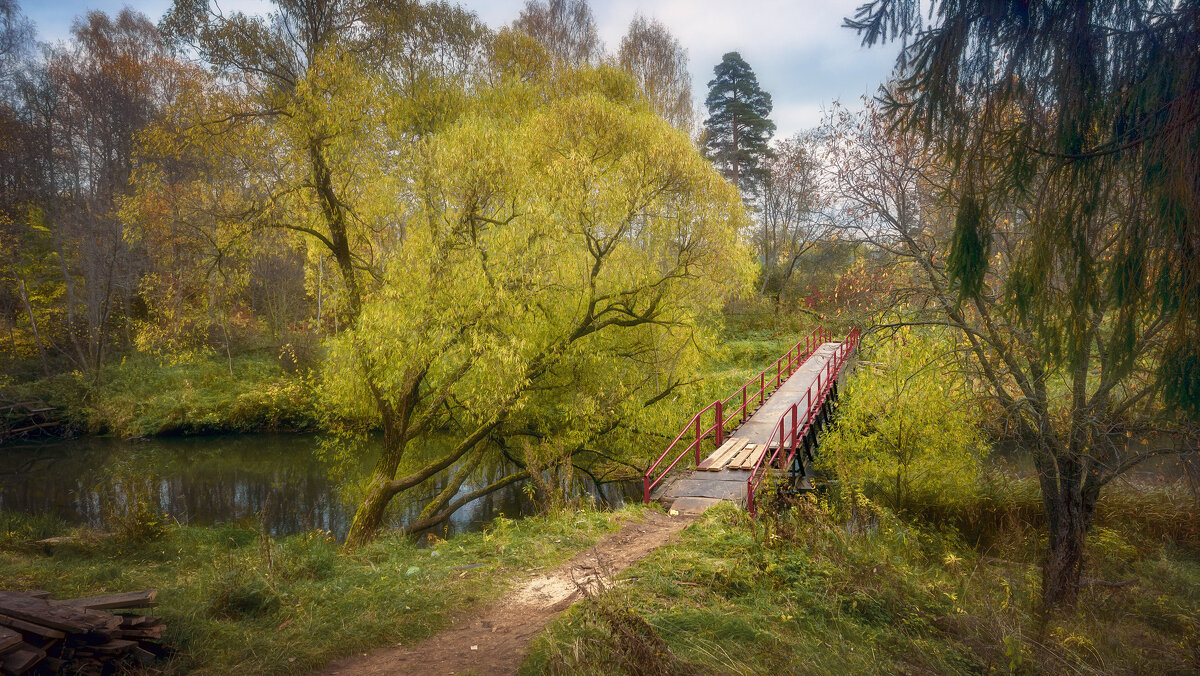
0;589;165;675
696;438;747;471
727;442;768;470
696;438;771;471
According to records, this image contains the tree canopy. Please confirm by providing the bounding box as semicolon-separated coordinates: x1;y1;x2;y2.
702;51;776;198
617;15;693;130
848;0;1200;418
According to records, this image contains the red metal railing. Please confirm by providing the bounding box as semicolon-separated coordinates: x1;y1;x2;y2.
643;326;832;503
745;326;860;515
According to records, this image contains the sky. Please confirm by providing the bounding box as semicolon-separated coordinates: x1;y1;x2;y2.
23;0;900;137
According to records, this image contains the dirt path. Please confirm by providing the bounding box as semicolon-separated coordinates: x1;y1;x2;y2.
317;510;694;676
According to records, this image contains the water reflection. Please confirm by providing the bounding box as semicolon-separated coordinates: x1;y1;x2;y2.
0;434;639;540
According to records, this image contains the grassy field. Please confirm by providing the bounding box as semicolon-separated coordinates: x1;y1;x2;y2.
0;505;650;674
522;485;1199;675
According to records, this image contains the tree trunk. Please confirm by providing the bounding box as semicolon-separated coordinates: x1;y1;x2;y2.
343;476;396;550
16;279;50;377
1042;488;1089;607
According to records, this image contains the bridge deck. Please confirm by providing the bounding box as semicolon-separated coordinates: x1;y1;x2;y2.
654;341;845;512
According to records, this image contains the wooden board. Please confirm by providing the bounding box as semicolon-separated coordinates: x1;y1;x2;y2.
710;438;749;470
0;590;166;674
0;592;119;634
731;444;769;470
0;645;44;675
725;443;756;469
61;590;157;611
698;438;748;471
0;627;21;654
0;614;65;640
695;438;738;471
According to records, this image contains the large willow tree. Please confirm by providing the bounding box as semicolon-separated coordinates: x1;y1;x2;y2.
845;0;1199;605
328;54;752;548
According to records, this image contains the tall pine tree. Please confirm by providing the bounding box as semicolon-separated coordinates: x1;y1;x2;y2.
703;52;775;197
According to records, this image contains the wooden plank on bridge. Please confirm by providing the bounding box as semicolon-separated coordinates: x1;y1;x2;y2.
730;444;769;470
725;443;756;469
697;438;748;471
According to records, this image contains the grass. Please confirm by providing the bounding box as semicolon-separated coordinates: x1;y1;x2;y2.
0;504;651;674
523;487;1200;675
4;351;317;438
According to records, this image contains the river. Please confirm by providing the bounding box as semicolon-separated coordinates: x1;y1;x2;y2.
0;434;640;540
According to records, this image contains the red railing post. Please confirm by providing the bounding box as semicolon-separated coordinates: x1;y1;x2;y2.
643;475;650;503
777;417;785;468
760;372;765;404
715;400;724;447
790;404;798;464
741;385;747;423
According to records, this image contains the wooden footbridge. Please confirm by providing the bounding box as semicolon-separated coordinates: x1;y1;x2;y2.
644;326;860;516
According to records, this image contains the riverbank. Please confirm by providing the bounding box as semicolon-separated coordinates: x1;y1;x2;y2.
1;302;820;442
0;505;654;674
525;482;1200;675
3;352;319;439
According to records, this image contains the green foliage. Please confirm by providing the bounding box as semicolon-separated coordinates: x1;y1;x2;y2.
946;192;990;302
850;0;1200;417
822;328;986;511
320;57;753;543
207;567;279;620
1161;339;1200;420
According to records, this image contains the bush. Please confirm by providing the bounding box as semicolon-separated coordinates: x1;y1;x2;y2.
821;327;987;512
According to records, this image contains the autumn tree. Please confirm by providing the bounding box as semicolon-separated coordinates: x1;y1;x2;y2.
617;15;692;130
702;51;775;198
848;0;1200;606
828;94;1199;608
514;0;601;65
326;58;752;547
756;133;832;302
149;0;486;323
0;8;182;377
825;326;985;513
